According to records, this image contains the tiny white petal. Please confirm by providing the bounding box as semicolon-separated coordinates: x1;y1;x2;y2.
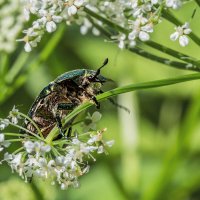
97;146;104;154
24;42;32;52
52;15;63;23
0;134;5;143
68;5;77;16
46;21;57;33
106;140;115;147
139;31;150;41
183;28;192;35
179;35;189;47
170;32;179;41
74;0;84;7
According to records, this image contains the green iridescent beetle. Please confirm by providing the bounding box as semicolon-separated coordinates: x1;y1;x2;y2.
24;59;109;139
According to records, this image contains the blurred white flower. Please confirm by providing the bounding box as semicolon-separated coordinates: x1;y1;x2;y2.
0;0;25;53
166;0;182;9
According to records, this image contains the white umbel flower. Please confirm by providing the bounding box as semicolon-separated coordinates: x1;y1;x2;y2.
170;22;192;47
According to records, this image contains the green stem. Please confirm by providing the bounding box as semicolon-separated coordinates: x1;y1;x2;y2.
145;40;200;67
6;121;43;141
0;53;8;77
3;133;25;137
162;9;200;46
129;47;200;71
7;139;23;142
5;52;29;84
52;140;70;145
85;7;200;70
18;112;44;139
45;73;200;142
30;181;45;200
13;147;24;155
195;0;200;7
84;7;127;34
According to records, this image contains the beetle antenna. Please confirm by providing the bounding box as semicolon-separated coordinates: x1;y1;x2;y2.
93;58;108;79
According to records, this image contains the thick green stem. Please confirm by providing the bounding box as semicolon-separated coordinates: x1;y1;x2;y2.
45;73;200;142
162;9;200;46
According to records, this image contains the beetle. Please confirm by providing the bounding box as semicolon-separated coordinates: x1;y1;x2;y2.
24;58;109;139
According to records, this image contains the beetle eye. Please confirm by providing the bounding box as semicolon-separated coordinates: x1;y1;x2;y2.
88;75;93;80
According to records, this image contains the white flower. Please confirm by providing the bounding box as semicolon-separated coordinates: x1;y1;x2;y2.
170;22;191;47
166;0;182;9
139;31;150;41
0;119;10;130
24;42;32;52
8;106;20;124
24;141;35;153
111;33;126;49
128;17;153;42
46;21;57;32
105;140;115;147
24;141;51;160
38;9;63;33
23;0;40;21
65;0;85;16
0;134;10;151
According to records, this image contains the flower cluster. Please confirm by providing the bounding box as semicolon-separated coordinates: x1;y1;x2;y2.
18;0;87;52
18;0;192;51
0;107;114;189
0;0;25;53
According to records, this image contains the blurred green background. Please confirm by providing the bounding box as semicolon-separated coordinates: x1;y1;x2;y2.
1;1;200;200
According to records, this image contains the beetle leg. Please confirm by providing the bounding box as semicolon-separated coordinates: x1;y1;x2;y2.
67;127;72;138
57;103;77;110
55;113;65;138
91;96;100;109
56;103;77;138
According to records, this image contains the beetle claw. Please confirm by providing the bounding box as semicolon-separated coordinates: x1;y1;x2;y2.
92;96;100;109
